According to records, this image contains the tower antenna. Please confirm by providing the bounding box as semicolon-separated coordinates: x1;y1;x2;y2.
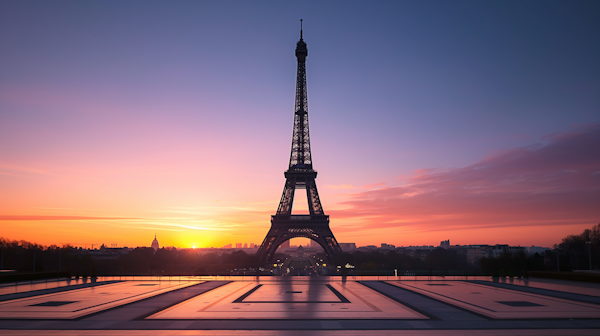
300;19;303;39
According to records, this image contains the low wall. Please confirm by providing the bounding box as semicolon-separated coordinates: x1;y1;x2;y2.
529;271;600;283
0;271;70;283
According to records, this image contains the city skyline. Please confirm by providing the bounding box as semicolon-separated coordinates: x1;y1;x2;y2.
1;1;599;249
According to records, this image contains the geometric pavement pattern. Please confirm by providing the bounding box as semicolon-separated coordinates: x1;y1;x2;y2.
0;278;599;333
385;280;600;319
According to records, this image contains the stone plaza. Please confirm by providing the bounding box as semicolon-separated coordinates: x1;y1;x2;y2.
0;276;599;335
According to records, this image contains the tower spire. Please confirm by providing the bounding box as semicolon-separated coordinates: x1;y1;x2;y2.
291;21;310;169
256;25;342;266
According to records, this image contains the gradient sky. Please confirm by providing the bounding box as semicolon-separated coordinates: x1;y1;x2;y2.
1;1;599;249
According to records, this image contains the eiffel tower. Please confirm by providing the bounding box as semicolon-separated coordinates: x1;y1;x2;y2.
256;21;342;264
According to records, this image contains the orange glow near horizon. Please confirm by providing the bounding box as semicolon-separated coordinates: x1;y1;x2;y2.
0;118;598;249
0;203;595;249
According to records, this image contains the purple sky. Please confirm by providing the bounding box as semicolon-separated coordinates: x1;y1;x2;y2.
1;1;599;248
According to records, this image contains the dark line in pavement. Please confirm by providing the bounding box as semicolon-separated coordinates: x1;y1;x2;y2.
326;284;351;303
134;281;232;320
357;281;440;320
232;284;262;303
396;282;497;312
74;281;230;321
468;280;600;305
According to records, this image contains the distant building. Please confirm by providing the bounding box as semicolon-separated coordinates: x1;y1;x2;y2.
151;234;159;252
381;243;395;250
338;243;356;252
236;243;242;249
466;248;485;265
91;245;133;260
404;245;435;251
488;244;525;257
279;240;290;250
440;240;450;248
358;245;379;252
295;245;305;257
243;243;248;248
526;246;549;256
223;244;232;248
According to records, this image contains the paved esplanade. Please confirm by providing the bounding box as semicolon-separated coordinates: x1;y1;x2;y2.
0;276;599;335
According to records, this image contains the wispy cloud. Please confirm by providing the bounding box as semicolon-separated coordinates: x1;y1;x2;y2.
326;184;355;189
31;207;95;210
330;124;600;233
326;183;387;190
163;205;272;214
0;215;137;221
123;218;242;231
0;163;50;176
361;183;386;189
0;172;27;178
122;226;184;232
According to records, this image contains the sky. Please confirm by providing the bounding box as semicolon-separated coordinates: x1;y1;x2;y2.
1;1;599;249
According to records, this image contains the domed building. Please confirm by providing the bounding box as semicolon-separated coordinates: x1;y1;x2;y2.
151;234;159;252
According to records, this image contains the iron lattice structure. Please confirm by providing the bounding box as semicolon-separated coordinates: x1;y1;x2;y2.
256;24;343;264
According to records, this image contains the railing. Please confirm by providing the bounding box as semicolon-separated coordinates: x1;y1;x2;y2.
91;275;492;282
272;215;329;221
0;274;500;294
349;269;488;276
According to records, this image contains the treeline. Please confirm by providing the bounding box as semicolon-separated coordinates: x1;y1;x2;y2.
331;248;476;272
554;223;599;271
478;250;545;277
102;248;259;275
479;223;599;275
1;223;597;276
0;238;260;276
0;240;93;275
0;239;477;276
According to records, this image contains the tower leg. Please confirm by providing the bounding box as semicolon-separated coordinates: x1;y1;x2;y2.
256;217;342;265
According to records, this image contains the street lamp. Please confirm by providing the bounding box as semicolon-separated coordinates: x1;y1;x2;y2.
586;241;592;270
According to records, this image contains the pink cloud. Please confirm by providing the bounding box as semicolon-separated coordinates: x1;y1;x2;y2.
330;125;600;234
0;215;137;221
326;184;355;189
0;163;50;176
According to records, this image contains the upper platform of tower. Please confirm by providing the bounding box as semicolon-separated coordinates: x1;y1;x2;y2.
295;37;307;59
295;19;308;59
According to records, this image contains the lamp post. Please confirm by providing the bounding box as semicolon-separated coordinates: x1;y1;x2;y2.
587;241;592;270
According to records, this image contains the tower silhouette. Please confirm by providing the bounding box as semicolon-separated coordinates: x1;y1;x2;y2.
256;22;342;264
